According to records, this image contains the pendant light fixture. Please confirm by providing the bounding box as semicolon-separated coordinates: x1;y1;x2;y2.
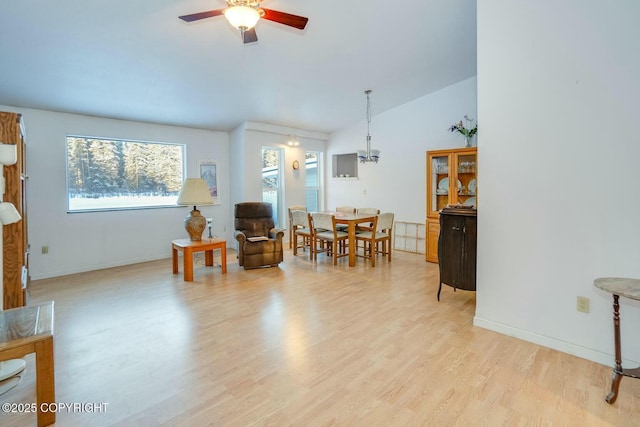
357;90;380;163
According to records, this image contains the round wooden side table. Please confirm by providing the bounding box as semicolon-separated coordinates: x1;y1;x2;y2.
593;277;640;404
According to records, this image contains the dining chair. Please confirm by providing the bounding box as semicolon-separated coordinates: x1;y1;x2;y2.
355;212;394;267
356;207;380;232
334;206;356;232
291;210;312;258
356;208;380;215
287;205;307;248
335;206;356;213
310;212;348;265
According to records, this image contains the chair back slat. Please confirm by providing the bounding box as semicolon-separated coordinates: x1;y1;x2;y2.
288;205;306;213
311;212;334;231
377;213;394;232
357;208;380;215
292;210;309;228
336;206;356;213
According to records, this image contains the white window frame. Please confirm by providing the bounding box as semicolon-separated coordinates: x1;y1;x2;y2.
261;146;283;226
65;135;186;212
305;151;321;212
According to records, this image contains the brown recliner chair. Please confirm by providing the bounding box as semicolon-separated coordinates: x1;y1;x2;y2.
234;202;284;269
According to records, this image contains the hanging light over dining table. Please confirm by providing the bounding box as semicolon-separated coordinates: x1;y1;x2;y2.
357;89;380;163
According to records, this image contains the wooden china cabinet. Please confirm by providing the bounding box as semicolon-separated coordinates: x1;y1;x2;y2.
0;111;28;309
425;147;477;263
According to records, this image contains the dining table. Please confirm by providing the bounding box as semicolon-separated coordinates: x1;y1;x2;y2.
332;211;377;267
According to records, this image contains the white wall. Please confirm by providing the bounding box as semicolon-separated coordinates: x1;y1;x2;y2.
326;77;477;224
229;122;327;228
0;105;230;280
228;124;245;212
476;0;640;365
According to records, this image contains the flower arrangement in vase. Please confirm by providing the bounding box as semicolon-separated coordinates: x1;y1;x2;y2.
449;115;477;147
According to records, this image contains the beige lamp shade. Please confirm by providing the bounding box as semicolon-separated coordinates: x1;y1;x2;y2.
177;178;214;207
0;202;21;225
177;178;214;241
0;144;17;166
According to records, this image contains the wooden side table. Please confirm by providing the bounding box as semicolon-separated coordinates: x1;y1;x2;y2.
0;301;55;427
594;277;640;404
172;238;227;282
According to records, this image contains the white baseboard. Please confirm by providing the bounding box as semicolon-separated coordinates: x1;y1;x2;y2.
473;316;639;367
29;253;171;281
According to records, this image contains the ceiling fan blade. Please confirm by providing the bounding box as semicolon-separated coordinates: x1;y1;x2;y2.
261;8;309;30
243;28;258;44
179;9;225;22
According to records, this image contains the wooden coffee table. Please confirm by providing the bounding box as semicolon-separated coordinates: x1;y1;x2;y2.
0;301;55;427
172;238;227;282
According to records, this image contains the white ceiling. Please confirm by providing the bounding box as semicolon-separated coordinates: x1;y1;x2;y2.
0;1;477;133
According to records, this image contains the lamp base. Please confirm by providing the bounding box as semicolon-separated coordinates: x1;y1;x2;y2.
184;208;206;241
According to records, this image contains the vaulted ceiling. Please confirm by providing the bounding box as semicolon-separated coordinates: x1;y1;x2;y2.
0;1;477;133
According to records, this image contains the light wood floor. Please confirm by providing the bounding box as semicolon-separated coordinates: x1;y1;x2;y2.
1;248;639;426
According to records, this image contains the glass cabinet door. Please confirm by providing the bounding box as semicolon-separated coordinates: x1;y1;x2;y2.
428;154;450;217
453;152;477;207
426;147;477;264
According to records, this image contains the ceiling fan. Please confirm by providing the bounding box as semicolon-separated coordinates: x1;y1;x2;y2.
179;0;309;44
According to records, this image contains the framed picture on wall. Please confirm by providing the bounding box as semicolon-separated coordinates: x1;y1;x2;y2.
199;160;220;205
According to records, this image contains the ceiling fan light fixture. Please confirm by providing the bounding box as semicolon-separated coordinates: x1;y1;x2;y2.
224;6;261;31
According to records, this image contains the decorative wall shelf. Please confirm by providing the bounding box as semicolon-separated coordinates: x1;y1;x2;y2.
332;153;358;178
332;177;358;181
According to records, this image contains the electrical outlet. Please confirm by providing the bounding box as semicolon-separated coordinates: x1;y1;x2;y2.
577;296;590;313
41;246;49;255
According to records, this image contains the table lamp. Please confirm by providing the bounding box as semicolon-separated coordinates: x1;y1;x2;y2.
176;178;214;241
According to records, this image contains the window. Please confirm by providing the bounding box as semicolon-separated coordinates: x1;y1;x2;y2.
262;147;282;226
305;151;320;212
66;136;185;212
